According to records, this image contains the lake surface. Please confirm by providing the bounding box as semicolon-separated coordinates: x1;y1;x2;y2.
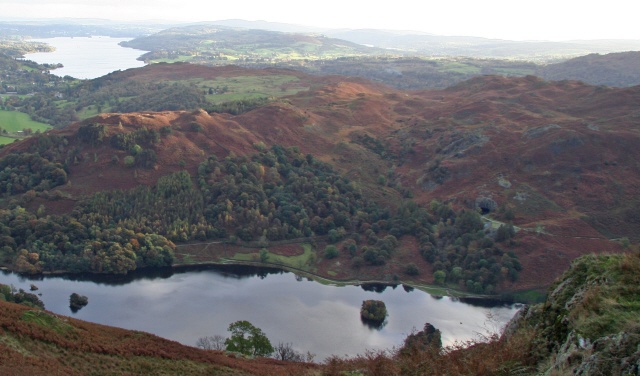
25;36;147;79
1;265;518;360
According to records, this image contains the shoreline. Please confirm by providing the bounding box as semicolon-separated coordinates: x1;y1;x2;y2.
173;259;528;303
3;261;541;304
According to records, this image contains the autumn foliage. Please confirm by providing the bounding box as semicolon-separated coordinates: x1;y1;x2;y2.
0;300;318;375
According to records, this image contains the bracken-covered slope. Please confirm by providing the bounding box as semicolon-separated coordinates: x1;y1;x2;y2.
251;74;638;289
1;64;638;291
0;300;317;375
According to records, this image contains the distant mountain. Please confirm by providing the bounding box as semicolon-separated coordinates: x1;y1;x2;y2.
140;22;640;62
285;56;537;90
186;21;640;61
538;51;640;87
4;17;640;61
120;24;391;63
198;19;322;34
325;29;640;61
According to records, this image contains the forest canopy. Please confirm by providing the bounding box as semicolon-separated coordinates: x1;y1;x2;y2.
0;140;519;293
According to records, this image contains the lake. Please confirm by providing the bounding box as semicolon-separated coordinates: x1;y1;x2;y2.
25;36;147;79
1;265;518;360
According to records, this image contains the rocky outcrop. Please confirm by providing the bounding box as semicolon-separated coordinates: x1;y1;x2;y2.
402;323;442;353
502;253;640;375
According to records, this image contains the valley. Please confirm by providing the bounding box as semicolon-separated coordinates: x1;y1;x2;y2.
0;62;637;296
1;15;639;375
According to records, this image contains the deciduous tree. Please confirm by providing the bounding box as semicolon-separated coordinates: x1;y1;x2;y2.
224;320;274;357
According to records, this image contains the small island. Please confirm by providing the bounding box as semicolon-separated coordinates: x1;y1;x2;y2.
360;300;388;327
69;293;88;312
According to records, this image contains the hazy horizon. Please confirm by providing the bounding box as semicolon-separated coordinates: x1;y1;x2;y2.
2;0;639;42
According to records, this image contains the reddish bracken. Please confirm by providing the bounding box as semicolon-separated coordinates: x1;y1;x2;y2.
2;67;637;290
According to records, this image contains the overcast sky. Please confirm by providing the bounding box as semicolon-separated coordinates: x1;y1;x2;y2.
2;0;639;41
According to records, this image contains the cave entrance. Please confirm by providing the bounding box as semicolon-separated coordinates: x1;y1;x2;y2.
475;197;498;215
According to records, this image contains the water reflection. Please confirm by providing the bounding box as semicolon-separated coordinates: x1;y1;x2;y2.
458;296;514;308
359;283;393;293
3;265;284;286
0;265;519;360
360;317;388;330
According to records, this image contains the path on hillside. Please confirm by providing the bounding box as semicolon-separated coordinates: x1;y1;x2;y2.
483;215;619;241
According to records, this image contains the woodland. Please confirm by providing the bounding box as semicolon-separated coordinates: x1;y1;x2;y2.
0;127;519;293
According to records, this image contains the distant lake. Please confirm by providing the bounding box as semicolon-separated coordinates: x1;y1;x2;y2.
25;36;147;79
1;265;518;360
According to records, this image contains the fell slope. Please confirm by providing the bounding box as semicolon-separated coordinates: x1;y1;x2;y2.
0;300;317;375
2;65;638;291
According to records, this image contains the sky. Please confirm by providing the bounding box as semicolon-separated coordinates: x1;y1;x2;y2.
2;0;639;41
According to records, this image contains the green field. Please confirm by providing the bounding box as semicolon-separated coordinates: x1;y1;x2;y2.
0;136;16;145
76;104;117;119
493;67;537;76
0;110;52;133
442;62;483;74
67;74;307;118
177;75;306;105
151;55;193;63
228;243;315;270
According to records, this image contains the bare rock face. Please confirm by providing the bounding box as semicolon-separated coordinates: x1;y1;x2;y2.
572;332;640;375
543;329;640;376
500;304;529;340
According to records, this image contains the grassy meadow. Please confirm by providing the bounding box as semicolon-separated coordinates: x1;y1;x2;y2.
0;136;16;145
178;75;307;105
0;110;52;133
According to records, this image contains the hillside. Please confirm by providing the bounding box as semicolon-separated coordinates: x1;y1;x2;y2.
303;75;637;289
292;50;640;90
120;25;388;64
7;62;324;128
0;299;317;375
538;51;640;87
506;252;640;374
1;65;639;293
9;40;639;135
268;56;537;90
